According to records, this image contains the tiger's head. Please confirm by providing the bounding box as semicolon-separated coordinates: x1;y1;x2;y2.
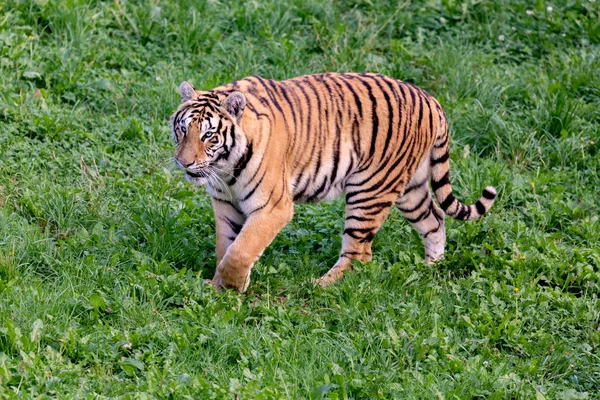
169;81;247;185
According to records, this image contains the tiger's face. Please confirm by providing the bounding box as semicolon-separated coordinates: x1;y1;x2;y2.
170;81;246;186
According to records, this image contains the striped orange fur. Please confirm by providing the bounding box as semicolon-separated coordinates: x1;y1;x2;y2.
169;73;497;291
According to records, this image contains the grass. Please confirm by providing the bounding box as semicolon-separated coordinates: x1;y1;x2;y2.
0;0;599;398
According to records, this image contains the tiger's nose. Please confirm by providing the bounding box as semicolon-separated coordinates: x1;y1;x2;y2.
176;158;195;168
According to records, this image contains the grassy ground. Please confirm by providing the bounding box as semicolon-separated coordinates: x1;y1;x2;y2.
1;0;599;398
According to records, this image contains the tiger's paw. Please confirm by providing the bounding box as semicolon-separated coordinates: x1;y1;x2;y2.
314;262;353;287
213;268;251;293
425;255;443;265
424;247;444;265
204;275;224;293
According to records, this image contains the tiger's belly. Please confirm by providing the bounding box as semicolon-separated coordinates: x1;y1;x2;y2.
291;176;347;204
289;141;355;204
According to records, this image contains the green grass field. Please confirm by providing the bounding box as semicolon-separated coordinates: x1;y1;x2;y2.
1;0;599;398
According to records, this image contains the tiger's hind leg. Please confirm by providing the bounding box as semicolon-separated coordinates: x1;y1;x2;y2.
396;169;446;264
316;194;396;287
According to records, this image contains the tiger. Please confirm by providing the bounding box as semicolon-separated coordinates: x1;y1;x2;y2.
169;73;497;292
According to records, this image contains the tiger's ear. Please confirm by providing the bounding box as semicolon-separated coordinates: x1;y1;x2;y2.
179;81;197;102
222;91;246;122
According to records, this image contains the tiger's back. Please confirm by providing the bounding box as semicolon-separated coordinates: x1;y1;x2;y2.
170;73;497;291
215;73;441;204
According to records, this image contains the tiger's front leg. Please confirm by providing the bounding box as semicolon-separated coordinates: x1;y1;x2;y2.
211;198;246;266
211;200;294;292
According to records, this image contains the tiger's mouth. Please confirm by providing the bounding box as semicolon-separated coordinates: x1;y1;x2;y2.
186;170;207;178
184;169;210;185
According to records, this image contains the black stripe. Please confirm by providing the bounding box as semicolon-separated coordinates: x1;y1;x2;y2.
293;182;309;201
403;179;427;195
325;80;343;148
350;201;393;212
345;192;371;205
374;170;406;198
482;188;497;200
245;103;270;120
204;91;220;100
233;142;253;179
270;185;286;209
432;204;445;221
405;203;431;223
229;126;236;155
423;223;441;238
475;200;486;215
240;170;267;201
364;207;388;217
351;116;361;156
428;99;434;141
415;91;423;136
338;75;363;119
304;177;328;203
343;228;377;243
345;215;373;222
328;77;357;166
354;77;379;158
362;75;394;160
215;126;230;161
274;83;298;128
344;228;367;239
240;172;266;202
222;217;243;235
431;171;450;192
406;84;416;107
431;152;449;166
400;84;414;150
212;197;243;214
456;205;469;220
344;227;374;234
252;76;285;116
434;134;449;149
361;231;376;243
440;193;456;211
381;75;403;105
303;77;327;186
329;114;341;184
290;80;315;165
397;193;429;213
313;146;323;184
344;158;355;178
247;196;271;216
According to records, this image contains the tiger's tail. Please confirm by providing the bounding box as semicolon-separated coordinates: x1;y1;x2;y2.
429;114;497;221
